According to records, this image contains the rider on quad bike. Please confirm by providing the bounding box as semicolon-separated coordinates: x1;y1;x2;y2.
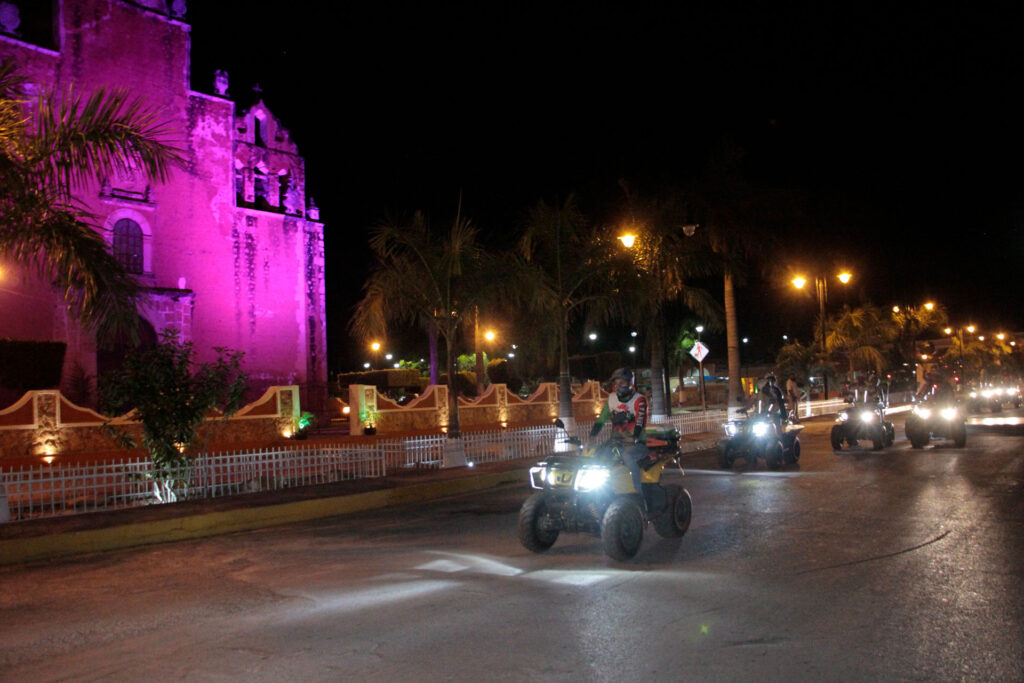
590;368;649;511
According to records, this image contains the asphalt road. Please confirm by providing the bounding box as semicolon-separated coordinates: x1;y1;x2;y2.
1;414;1022;681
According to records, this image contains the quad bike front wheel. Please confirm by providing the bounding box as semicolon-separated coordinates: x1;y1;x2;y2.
718;442;737;469
602;497;645;561
652;485;692;539
518;492;560;553
951;422;967;448
765;439;784;470
785;437;801;464
883;423;895;447
830;426;844;451
871;426;884;451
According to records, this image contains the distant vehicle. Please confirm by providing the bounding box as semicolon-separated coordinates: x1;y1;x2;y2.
905;394;967;448
831;400;896;451
966;384;1022;413
718;408;802;469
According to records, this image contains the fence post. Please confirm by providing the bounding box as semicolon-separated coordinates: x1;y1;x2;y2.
0;480;9;523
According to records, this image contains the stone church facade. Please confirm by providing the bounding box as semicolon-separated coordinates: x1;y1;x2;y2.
0;0;328;410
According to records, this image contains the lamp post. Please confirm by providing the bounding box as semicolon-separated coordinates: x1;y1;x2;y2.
944;324;976;382
618;223;698;421
696;325;706;412
792;271;851;400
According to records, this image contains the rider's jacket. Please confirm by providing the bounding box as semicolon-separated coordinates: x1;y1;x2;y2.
595;391;649;440
763;383;787;416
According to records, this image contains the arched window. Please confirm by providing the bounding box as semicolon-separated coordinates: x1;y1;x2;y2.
112;218;143;274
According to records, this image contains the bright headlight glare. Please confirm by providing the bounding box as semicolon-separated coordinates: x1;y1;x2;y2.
723;423;740;437
837;412;849;423
982;389;994;398
859;411;875;423
546;470;557;486
574;467;610;491
969;391;978;398
941;407;958;420
915;407;932;419
752;422;770;437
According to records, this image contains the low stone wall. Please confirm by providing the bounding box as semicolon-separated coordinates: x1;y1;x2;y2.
0;386;301;462
346;381;608;434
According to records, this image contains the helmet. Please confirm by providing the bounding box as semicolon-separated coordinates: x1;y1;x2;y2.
609;368;636;401
764;373;777;385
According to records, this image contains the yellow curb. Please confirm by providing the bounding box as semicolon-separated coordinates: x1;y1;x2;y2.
0;468;528;567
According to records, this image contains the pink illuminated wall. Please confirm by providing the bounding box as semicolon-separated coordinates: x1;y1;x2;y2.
0;1;327;410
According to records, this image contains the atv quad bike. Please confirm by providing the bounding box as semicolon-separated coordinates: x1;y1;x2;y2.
518;420;692;561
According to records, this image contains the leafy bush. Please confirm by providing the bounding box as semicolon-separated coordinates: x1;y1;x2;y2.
100;331;247;478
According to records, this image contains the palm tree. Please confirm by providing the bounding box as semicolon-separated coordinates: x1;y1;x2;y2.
688;138;788;410
891;303;948;366
826;304;890;376
516;196;614;426
0;59;182;342
351;206;487;437
608;188;719;419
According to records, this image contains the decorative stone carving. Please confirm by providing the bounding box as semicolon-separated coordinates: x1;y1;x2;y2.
0;2;20;35
214;69;229;96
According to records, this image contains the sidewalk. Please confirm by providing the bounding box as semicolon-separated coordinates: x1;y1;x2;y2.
0;433;720;567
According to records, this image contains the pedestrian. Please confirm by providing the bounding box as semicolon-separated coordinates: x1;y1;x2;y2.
786;375;803;423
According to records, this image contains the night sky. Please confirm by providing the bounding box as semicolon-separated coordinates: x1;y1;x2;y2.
187;3;1023;372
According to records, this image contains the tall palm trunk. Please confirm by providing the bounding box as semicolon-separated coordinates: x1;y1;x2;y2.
724;272;741;408
428;325;439;385
557;308;573;422
445;333;461;437
649;312;669;420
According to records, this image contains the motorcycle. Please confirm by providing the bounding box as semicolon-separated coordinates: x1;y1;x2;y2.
904;394;967;448
518;419;692;561
718;407;802;469
830;400;896;451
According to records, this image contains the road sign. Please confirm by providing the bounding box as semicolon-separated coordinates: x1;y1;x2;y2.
690;341;709;363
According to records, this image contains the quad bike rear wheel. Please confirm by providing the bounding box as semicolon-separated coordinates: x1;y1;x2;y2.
602;497;645;561
518;492;560;553
652;485;692;539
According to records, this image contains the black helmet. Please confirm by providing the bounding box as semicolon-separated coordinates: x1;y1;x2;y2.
764;373;777;384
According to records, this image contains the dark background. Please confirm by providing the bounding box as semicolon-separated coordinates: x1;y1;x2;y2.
186;3;1024;373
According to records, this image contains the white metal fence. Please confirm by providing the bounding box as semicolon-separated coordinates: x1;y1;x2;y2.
1;442;387;522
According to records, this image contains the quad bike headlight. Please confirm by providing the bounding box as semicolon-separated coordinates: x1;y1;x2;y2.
836;412;850;423
859;411;876;423
752;421;770;437
914;407;932;419
941;407;959;420
982;389;995;399
723;422;740;437
969;391;978;398
574;466;611;491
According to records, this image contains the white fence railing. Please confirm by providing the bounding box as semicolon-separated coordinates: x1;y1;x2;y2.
2;399;861;524
1;443;387;523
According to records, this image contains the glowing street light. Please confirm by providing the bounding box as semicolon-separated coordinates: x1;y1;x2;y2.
618;233;636;248
792;270;853;399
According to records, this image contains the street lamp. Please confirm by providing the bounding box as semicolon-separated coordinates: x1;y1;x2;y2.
792;271;852;399
944;324;977;382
